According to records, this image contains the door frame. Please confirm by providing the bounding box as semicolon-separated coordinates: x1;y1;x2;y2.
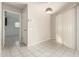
2;10;21;48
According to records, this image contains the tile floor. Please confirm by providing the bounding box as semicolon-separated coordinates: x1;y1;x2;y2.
1;39;79;57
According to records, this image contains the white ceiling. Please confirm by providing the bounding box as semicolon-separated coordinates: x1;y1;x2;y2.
5;2;69;14
27;2;68;14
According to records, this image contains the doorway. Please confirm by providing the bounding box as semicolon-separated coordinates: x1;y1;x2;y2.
3;10;21;48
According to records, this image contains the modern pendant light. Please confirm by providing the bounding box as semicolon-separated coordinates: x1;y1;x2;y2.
45;3;53;14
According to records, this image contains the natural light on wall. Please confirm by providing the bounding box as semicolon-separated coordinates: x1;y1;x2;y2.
56;34;63;44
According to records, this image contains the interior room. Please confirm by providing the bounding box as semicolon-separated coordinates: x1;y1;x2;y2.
0;2;79;57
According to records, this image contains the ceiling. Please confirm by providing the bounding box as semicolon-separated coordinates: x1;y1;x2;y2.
27;2;68;14
4;2;27;10
5;2;69;14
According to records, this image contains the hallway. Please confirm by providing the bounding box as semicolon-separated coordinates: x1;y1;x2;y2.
1;2;79;57
2;39;79;57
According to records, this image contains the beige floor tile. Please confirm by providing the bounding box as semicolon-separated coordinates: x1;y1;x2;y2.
2;39;79;57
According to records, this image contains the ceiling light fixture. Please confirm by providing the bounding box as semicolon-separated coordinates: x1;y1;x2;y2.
45;7;53;14
45;3;53;15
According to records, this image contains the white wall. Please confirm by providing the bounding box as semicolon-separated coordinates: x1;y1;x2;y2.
51;15;56;39
0;2;2;56
55;6;76;49
77;5;79;50
62;7;76;49
28;4;51;46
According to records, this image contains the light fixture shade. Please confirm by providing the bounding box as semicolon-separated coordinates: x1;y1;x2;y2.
45;7;53;14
